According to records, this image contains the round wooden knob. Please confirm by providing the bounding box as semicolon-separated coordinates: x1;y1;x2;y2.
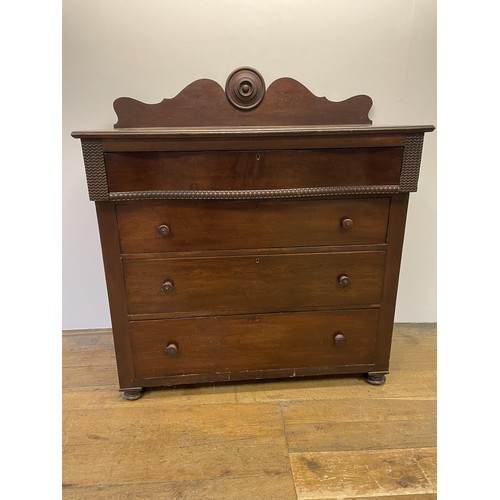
338;275;351;287
341;218;353;231
157;224;170;236
240;83;251;95
165;343;178;356
161;280;174;295
334;333;346;347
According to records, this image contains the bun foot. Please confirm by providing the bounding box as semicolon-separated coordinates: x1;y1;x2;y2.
122;388;144;400
363;373;387;385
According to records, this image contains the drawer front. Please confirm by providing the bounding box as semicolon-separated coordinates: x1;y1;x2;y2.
105;148;403;193
130;309;379;379
117;198;390;254
123;251;385;316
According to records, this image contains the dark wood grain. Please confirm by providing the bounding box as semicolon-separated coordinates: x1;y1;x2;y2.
73;72;433;395
373;194;410;372
105;148;403;193
113;75;373;128
116;198;390;254
123;251;386;316
130;309;379;379
94;202;138;392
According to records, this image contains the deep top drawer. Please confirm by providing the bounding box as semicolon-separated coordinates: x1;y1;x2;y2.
105;148;403;193
116;198;390;254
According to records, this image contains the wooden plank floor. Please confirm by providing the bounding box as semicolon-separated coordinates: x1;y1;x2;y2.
62;323;436;499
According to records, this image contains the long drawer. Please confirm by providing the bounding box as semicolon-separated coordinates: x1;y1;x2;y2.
105;148;403;193
130;309;379;379
123;251;386;316
116;198;390;254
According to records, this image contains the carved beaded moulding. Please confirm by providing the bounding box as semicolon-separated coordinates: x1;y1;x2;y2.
109;185;401;202
400;135;425;192
81;140;108;201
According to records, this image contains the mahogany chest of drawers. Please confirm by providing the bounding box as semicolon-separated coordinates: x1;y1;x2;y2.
73;68;434;399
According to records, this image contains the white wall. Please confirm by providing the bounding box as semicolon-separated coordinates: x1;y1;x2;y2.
62;0;436;329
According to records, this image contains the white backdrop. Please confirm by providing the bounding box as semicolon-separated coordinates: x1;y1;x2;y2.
62;0;436;329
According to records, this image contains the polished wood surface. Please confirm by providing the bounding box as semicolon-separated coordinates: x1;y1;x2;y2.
105;148;403;193
62;324;437;499
116;198;390;254
130;309;379;379
73;69;434;395
94;202;136;390
73;124;434;140
123;251;386;316
374;194;410;371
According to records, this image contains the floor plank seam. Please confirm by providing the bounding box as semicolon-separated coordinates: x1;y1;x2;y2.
279;401;300;500
288;446;437;456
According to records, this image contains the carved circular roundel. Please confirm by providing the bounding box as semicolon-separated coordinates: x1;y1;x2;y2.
225;67;266;110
